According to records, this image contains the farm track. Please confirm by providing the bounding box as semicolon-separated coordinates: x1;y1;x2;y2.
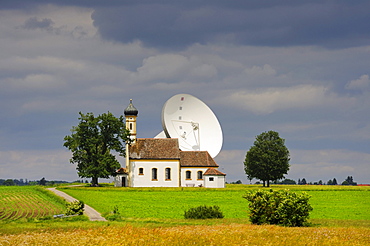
47;187;107;221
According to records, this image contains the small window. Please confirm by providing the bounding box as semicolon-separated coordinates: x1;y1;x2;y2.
152;168;158;180
179;116;182;120
197;171;203;180
129;123;133;130
179;106;182;110
186;170;191;180
165;168;171;180
209;177;214;182
139;168;144;175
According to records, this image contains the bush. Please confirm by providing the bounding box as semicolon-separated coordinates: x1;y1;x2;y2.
243;189;312;227
65;200;84;216
105;205;122;221
184;205;224;219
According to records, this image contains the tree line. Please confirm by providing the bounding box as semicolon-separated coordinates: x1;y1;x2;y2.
0;178;83;186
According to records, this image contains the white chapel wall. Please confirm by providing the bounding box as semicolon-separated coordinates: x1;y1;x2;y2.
130;160;180;187
180;167;208;187
204;175;225;188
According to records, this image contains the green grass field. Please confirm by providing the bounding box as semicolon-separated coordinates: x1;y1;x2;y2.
59;184;370;221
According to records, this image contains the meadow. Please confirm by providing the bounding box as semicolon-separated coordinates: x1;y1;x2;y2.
1;184;370;245
58;185;370;221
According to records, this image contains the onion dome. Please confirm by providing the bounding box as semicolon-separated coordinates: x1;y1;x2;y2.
124;99;138;116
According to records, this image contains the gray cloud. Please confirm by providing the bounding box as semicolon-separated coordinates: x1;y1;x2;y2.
23;17;54;30
91;1;370;49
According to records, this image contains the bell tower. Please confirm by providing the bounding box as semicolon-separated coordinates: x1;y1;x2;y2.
124;99;138;141
124;99;138;187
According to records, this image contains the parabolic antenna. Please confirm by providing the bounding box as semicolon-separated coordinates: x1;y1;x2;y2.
159;94;223;158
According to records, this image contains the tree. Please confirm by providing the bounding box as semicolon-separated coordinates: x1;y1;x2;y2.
3;179;15;186
244;131;290;187
279;178;296;185
333;178;338;185
301;178;307;185
343;176;357;186
64;112;131;186
39;177;46;186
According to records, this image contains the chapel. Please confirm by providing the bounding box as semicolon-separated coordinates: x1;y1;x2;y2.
114;99;226;188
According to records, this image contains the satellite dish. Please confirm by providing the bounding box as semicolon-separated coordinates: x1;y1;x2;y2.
159;94;223;158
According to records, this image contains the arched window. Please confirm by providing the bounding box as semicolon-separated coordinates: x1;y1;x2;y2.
197;171;203;180
138;168;144;175
152;168;158;180
165;168;171;180
186;170;191;180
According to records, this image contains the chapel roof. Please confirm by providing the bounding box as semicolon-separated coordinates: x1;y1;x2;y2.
115;167;128;174
180;151;219;167
204;167;226;176
129;138;180;159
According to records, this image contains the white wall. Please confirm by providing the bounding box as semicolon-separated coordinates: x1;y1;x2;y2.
204;175;225;188
114;174;128;187
180;167;208;187
130;160;180;187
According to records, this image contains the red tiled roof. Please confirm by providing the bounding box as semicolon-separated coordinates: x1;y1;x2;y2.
204;168;226;176
180;151;219;167
116;167;128;174
129;138;180;159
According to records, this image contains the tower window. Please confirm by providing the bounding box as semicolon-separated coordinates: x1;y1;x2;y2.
197;171;203;180
129;123;133;130
186;170;191;180
165;168;171;180
152;168;158;181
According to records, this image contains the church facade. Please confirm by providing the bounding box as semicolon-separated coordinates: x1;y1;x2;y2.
114;99;226;188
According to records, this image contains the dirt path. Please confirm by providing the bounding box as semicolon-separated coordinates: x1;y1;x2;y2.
47;187;107;221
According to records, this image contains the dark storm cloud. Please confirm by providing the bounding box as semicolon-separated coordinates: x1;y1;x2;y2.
90;1;370;49
3;1;370;49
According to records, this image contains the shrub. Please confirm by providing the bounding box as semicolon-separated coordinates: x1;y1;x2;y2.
105;205;122;221
243;189;312;227
184;205;224;219
65;200;84;216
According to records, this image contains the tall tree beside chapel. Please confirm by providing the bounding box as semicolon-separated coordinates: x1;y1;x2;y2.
244;130;290;187
64;112;131;186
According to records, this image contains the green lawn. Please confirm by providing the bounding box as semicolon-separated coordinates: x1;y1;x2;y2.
59;185;370;221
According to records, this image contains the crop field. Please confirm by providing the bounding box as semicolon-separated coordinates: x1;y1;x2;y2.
0;186;66;221
1;223;370;245
59;185;370;221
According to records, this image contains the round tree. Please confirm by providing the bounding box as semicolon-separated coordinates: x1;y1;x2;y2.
244;130;290;187
64;112;131;186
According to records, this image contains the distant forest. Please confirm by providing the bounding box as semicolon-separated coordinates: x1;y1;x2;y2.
0;178;88;186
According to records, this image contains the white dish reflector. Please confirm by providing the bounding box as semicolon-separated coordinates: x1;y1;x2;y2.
160;94;223;158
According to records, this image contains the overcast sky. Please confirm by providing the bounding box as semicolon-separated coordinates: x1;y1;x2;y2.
1;1;369;184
